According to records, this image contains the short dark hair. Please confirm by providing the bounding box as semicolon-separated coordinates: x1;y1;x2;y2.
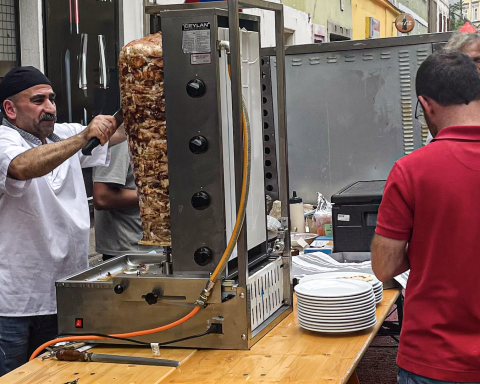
416;51;480;106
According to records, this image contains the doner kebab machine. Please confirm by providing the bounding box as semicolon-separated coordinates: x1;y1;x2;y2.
56;0;292;350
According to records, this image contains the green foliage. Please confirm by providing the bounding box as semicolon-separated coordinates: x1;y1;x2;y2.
449;1;466;31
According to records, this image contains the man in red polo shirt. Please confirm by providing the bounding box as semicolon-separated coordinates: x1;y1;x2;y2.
372;51;480;383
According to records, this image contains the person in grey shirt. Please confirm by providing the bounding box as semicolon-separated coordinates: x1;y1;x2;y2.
93;141;157;260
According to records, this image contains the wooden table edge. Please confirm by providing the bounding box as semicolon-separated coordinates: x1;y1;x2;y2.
0;289;401;384
340;288;401;383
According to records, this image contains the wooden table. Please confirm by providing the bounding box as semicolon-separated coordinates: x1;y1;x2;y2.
0;289;400;384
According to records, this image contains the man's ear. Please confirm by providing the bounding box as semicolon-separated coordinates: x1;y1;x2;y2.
3;99;16;121
419;95;434;117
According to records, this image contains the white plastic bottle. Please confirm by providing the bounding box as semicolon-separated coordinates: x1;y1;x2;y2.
289;191;305;233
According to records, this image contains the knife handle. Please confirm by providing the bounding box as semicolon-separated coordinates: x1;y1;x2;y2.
82;137;101;156
56;350;88;362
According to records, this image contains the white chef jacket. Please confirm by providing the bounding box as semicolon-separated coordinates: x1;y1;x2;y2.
0;122;110;316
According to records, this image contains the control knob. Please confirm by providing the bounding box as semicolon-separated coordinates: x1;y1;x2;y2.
114;284;124;294
142;292;159;305
194;247;213;266
189;136;208;154
191;192;210;210
186;79;206;98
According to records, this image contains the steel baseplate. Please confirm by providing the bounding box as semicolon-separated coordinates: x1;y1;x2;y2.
56;254;291;349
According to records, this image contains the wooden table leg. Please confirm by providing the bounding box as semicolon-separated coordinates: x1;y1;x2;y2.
346;370;360;384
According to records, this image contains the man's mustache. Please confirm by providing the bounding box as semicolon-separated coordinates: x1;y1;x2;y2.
39;113;57;122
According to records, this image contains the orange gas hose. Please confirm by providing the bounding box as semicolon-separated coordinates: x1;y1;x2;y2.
29;306;200;361
209;63;250;283
210;112;248;282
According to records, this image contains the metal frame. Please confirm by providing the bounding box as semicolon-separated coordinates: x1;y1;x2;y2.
261;56;279;201
13;0;20;66
261;31;453;57
145;0;292;347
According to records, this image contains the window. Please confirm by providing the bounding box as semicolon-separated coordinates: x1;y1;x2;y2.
0;0;19;78
475;7;478;20
284;30;295;46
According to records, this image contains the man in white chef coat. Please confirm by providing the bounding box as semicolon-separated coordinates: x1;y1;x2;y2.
0;66;125;375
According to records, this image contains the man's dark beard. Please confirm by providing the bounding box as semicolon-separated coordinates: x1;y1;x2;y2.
39;113;56;122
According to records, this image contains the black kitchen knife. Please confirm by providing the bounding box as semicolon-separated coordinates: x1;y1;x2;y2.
81;108;123;156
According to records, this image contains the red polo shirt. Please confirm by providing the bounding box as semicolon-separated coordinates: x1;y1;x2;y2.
376;126;480;382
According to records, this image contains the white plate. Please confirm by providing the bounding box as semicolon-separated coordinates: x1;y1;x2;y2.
297;308;375;319
297;299;375;311
298;316;377;328
294;279;373;299
295;288;375;301
298;310;376;323
297;297;375;310
296;291;375;306
299;313;376;326
300;272;380;286
296;293;374;307
298;318;377;333
296;288;375;303
297;303;376;317
297;303;375;318
299;316;376;329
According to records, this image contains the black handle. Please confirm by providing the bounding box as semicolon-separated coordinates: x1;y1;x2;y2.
82;137;100;156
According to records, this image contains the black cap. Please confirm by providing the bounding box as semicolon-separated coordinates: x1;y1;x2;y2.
289;191;302;204
0;66;52;109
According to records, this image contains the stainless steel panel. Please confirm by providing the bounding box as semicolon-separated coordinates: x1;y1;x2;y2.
56;254;252;349
111;276;222;304
162;12;227;273
270;42;434;203
249;304;291;345
261;56;279;201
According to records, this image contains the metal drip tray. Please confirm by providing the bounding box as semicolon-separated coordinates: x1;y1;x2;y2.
61;254;168;283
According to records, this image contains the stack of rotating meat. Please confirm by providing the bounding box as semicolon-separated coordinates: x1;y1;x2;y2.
119;32;171;246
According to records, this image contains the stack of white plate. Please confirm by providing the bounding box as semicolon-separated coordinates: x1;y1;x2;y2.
294;279;377;333
300;272;383;304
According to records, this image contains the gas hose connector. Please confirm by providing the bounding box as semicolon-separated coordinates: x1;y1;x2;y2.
217;40;230;54
194;280;216;308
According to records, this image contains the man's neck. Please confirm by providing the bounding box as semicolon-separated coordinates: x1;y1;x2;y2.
5;118;47;144
436;101;480;132
3;118;48;144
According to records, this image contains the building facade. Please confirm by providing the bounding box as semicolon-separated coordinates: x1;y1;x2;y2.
397;0;429;34
255;0;353;43
463;0;480;27
436;0;449;31
352;0;401;39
